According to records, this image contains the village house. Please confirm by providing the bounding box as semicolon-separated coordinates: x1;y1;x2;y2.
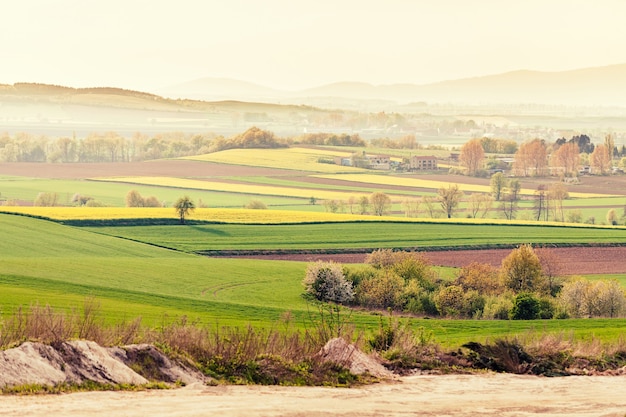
408;155;438;171
368;154;391;170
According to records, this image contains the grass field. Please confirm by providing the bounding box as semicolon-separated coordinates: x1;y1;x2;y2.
2;213;626;347
0;176;307;208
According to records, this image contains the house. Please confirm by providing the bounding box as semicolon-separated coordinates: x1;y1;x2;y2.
408;155;438;171
368;154;391;170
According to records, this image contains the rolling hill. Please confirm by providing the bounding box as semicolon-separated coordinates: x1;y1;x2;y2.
161;64;626;106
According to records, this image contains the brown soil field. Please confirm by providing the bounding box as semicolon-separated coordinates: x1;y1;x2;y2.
236;246;626;275
2;374;626;417
425;173;626;196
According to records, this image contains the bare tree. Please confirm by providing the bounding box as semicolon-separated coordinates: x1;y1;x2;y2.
468;193;493;218
370;192;391;216
422;195;438;218
174;196;195;224
437;184;463;218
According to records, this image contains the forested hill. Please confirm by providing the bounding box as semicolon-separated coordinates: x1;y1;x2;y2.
0;82;318;113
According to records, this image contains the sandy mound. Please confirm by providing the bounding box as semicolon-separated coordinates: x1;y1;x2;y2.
110;344;206;385
315;337;394;379
0;341;205;388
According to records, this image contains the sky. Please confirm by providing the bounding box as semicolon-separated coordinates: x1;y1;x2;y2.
3;0;626;93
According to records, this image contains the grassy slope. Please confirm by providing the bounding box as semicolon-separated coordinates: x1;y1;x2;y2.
3;214;626;347
84;222;626;253
0;214;307;325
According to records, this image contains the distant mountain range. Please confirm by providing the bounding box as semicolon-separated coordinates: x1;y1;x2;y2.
158;64;626;107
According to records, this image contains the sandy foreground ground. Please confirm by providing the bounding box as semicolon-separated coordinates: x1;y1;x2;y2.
2;374;626;417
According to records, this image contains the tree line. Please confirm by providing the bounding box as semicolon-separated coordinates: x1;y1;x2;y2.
459;134;626;178
0;127;371;163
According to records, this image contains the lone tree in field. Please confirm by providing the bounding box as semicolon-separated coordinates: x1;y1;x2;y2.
370;192;391;216
437;184;463;218
174;196;195;224
490;172;506;201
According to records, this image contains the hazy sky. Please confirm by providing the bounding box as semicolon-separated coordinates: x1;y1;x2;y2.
3;0;626;92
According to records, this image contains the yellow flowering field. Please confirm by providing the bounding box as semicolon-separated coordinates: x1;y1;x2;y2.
1;206;619;229
0;206;376;223
182;147;364;173
313;174;612;198
91;176;368;201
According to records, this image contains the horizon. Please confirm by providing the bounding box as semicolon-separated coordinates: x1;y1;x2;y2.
3;1;626;94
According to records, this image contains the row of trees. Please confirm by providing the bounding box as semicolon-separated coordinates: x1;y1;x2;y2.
304;246;626;320
0;127;294;163
459;135;626;178
322;188;464;218
0;127;398;164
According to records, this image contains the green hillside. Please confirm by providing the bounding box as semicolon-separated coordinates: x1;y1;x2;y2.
0;214;308;325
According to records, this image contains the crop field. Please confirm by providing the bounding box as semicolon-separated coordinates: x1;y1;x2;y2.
183;147;365;173
0;206;387;223
92;176;371;201
81;221;626;252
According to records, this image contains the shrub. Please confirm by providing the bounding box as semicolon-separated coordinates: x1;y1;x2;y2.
125;190;162;208
538;297;556;319
143;196;163;207
397;280;438;315
34;192;59;207
433;285;466;317
303;261;354;304
500;244;545;293
245;200;267;210
355;270;404;309
391;255;436;290
455;262;503;295
71;193;93;206
509;293;540;320
84;199;105;207
482;295;514;320
565;209;583;223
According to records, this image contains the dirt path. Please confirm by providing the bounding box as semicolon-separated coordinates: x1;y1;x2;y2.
2;374;626;416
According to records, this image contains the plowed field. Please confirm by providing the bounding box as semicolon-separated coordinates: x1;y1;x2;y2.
236;246;626;275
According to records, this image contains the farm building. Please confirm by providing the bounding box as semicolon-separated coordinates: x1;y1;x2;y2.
368;154;391;170
408;155;438;171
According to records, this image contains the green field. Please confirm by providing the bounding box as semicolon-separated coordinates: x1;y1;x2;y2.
84;222;626;253
0;176;309;208
2;213;626;348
